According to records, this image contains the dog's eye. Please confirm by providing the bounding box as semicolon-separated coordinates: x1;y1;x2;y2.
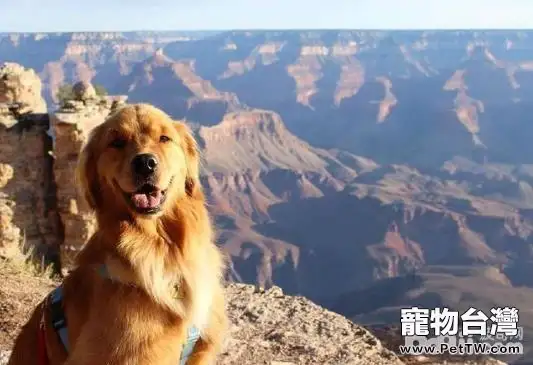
160;135;171;143
109;138;127;149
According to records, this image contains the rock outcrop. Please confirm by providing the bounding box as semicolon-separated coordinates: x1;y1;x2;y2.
221;284;402;365
0;63;58;261
50;88;127;269
0;63;47;114
0;62;128;269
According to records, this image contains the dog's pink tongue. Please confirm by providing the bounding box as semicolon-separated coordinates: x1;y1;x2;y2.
132;191;163;209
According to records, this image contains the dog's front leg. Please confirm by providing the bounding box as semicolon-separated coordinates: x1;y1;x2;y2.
185;292;228;365
185;337;218;365
61;341;103;365
60;330;123;365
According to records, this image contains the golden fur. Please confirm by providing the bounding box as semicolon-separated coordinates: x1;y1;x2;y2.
8;104;228;365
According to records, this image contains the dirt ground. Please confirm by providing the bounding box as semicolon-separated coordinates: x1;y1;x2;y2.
0;258;57;350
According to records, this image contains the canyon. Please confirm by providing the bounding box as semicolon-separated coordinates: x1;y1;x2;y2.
3;30;533;363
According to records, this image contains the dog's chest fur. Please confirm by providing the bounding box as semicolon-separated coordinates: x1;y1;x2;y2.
109;242;215;335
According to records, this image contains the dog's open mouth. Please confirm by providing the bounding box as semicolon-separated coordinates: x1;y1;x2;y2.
126;184;167;214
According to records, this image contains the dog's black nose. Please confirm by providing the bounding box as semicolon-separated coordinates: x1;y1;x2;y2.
132;153;158;176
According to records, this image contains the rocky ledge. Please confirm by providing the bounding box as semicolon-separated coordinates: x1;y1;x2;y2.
221;284;402;365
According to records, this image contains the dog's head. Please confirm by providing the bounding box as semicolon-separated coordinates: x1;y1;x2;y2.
76;104;201;218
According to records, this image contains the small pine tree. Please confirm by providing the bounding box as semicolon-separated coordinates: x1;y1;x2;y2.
55;84;75;103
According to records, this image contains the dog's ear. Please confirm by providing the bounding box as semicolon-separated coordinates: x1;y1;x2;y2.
174;122;203;199
76;126;101;210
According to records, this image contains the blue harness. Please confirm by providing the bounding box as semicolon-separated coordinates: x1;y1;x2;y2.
47;266;200;365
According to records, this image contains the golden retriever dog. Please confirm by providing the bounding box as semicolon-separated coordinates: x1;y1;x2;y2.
8;103;228;365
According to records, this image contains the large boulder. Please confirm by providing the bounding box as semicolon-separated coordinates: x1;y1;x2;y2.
72;81;97;101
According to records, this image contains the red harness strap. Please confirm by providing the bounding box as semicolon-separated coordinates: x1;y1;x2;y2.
38;306;50;365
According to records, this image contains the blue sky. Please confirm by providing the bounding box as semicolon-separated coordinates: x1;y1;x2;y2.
3;0;533;32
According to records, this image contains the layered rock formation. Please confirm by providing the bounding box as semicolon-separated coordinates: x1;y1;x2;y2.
50;87;127;269
0;64;58;261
